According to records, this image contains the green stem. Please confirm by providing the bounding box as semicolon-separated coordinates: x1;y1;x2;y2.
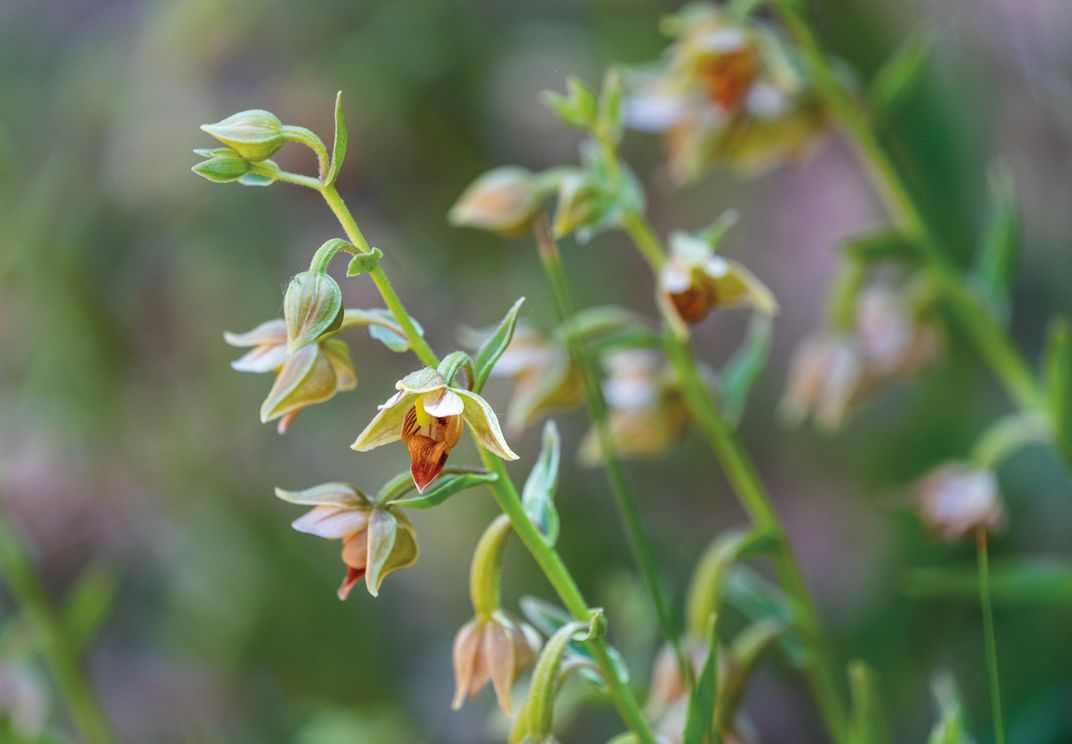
976;530;1006;744
772;1;1055;445
318;183;657;744
620;214;851;744
0;510;115;744
534;224;690;686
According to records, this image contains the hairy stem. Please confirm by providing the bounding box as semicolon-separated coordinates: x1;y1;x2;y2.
319;184;657;743
534;222;690;686
620;213;851;744
976;530;1006;744
0;509;115;744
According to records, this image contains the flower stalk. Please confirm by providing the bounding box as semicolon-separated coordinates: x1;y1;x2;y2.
533;220;690;686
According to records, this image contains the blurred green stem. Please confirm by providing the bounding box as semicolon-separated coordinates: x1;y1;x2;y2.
534;221;690;686
772;1;1062;460
0;509;115;744
317;183;657;744
976;529;1006;744
620;211;851;744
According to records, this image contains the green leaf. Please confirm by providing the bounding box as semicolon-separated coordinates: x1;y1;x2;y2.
723;567;807;666
686;527;780;639
1043;318;1072;457
720;315;772;426
598;69;624;143
473;298;526;392
63;563;118;651
367;308;423;352
346;247;383;276
683;615;719;744
973;164;1020;322
522;421;561;544
870;26;936;117
326;91;348;186
543;76;597;129
697;209;740;249
843;230;920;263
386;470;498;509
848;660;890;744
903;557;1072;606
555;305;648;345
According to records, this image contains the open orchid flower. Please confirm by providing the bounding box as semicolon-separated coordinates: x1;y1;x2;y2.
351;367;518;493
276;483;419;599
225;319;356;433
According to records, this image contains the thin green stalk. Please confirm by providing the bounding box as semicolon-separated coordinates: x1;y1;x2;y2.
534;224;690;685
619;214;851;744
772;2;1057;449
976;530;1006;744
0;509;115;744
318;183;657;744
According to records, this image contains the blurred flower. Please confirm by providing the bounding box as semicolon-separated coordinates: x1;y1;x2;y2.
658;231;778;331
626;4;828;183
781;286;942;430
351;368;518;492
0;663;48;739
225;319;356;433
468;324;583;430
915;463;1005;541
452;610;541;715
277;483;419;599
580;350;691;464
449;167;546;237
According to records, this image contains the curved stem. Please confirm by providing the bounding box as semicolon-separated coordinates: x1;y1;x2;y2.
976;530;1006;744
318;182;657;744
0;509;115;744
534;222;690;686
620;214;851;743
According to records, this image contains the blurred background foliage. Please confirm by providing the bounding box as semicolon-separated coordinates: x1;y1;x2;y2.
1;0;1071;742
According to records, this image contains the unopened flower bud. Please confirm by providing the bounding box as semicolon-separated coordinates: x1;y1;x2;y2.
450;167;544;237
201;110;284;162
552;172;600;238
915;463;1005;541
192;148;251;183
452;611;541;715
284;271;344;353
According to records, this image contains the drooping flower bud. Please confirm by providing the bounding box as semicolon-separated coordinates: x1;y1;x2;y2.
450;167;544;237
915;463;1005;541
200;110;284;161
283;271;344;353
277;482;419;598
779;333;865;432
191;148;252;183
225;319;357;433
351;367;518;493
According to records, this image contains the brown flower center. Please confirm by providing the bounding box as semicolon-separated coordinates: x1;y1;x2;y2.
700;48;758;110
402;406;464;492
670;280;717;324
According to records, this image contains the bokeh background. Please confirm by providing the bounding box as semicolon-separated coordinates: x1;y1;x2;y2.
2;0;1071;742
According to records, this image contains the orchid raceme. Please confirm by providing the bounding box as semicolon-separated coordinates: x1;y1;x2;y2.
276;483;419;599
352;367;518;492
225;319;356;433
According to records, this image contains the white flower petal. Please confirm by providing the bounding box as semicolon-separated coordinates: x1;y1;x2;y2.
292;505;370;539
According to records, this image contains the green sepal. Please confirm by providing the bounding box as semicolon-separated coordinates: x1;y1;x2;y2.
238;172;274;187
522;421;561;545
283;271;344;353
385;470;499;510
364;508;419;597
346;247;383;276
473;297;526;392
275;482;371;508
682;615;719;744
438;350;476;390
192;150;251;183
326;91;348;186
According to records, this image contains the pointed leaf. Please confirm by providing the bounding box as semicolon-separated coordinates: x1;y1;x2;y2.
473;298;526;392
848;660;890;744
720;315;772;425
973;164;1020;322
683;615;719;744
870;26;937;117
902;557;1072;606
63;564;118;651
326;91;347;186
346;247;383;277
387;470;499;509
522;421;561;544
1044;318;1072;457
519;596;629;689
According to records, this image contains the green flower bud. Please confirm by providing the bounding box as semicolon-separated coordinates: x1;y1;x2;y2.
283;271;344;353
191;148;251;183
449;167;543;237
201;110;284;162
